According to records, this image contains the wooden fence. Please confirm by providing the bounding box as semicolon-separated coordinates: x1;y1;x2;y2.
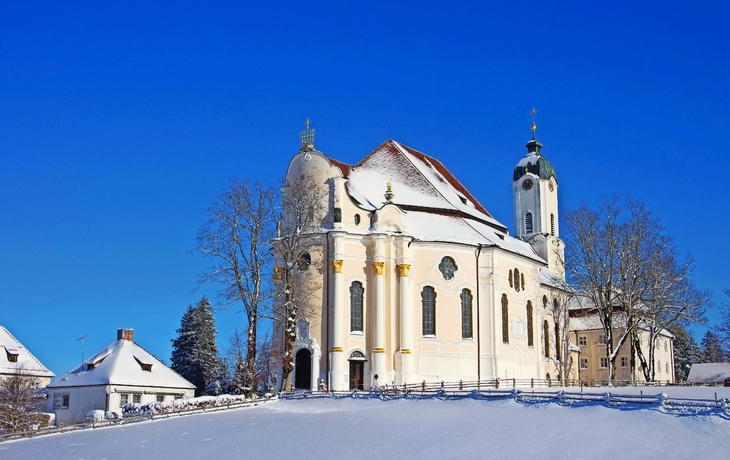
0;398;269;443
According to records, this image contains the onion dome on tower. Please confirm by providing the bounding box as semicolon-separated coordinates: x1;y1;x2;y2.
512;123;557;183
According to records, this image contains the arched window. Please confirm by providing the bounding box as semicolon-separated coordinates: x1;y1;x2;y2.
296;252;311;271
501;294;509;344
555;324;561;361
553;298;559;311
438;257;457;281
543;320;550;358
508;270;513;288
526;301;534;347
521;273;525;291
421;286;436;336
525;212;533;234
542;295;549;309
550;213;555;236
514;268;520;292
461;289;473;339
349;281;364;332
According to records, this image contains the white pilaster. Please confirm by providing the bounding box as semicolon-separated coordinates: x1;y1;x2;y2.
329;233;346;391
397;237;414;384
372;235;386;386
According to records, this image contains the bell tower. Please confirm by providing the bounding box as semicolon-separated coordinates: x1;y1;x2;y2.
511;110;564;278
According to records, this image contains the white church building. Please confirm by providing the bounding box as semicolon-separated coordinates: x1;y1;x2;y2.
276;122;571;392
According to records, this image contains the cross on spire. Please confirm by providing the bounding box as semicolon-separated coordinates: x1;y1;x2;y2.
300;118;316;151
529;106;538;139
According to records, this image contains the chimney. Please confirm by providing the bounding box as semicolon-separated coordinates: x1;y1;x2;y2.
117;329;134;341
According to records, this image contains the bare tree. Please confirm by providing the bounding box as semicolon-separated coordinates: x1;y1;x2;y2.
0;366;45;432
564;197;705;381
632;253;708;381
195;180;277;390
548;287;575;384
269;175;328;391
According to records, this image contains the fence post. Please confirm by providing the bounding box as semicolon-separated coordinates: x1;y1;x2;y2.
531;378;534;388
513;378;516;389
441;381;444;389
459;380;463;390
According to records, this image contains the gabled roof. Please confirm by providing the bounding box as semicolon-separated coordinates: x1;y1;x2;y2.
331;140;507;232
48;338;194;390
0;326;54;379
687;363;730;383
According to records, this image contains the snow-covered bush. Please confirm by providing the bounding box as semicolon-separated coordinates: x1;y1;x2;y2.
122;393;257;417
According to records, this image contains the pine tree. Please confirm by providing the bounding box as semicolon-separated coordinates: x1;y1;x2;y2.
668;323;703;382
171;297;222;396
700;330;727;363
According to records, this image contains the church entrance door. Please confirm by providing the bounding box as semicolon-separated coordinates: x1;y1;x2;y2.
349;361;364;390
294;349;311;389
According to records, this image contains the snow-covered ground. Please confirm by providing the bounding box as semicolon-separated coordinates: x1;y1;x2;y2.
2;386;730;459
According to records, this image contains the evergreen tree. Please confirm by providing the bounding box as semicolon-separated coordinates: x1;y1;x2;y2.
668;323;702;382
171;297;222;396
700;330;727;363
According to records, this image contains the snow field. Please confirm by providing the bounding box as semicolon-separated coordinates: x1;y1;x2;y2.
1;387;730;459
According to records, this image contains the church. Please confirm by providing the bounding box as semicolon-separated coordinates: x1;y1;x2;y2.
277;121;571;392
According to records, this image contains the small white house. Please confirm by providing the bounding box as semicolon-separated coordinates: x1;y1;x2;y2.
0;325;55;385
47;329;195;425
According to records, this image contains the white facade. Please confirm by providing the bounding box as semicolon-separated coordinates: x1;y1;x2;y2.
47;329;195;425
275;129;568;392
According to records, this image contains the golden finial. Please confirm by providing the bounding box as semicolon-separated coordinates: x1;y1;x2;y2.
384;181;394;203
300;118;316;151
529;106;538;139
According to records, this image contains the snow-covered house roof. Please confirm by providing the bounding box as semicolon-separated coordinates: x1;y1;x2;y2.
328;140;543;263
0;325;54;379
48;329;194;390
686;363;730;383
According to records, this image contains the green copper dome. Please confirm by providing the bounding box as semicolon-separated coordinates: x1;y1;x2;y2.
513;138;557;182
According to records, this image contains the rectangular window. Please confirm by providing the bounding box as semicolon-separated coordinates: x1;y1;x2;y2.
600;357;608;368
666;362;669;374
580;359;588;369
578;336;587;347
53;393;70;409
620;356;628;368
133;394;141;404
156;394;165;402
598;335;606;344
657;361;661;373
120;393;129;406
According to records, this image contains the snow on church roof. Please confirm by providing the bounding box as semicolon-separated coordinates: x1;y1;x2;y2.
0;326;54;379
48;329;194;390
329;140;542;262
338;141;506;231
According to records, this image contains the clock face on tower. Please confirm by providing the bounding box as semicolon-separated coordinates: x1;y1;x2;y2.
522;178;534;191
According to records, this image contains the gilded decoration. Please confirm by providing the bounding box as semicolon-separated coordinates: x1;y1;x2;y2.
273;267;284;280
373;261;385;276
331;347;343;352
373;347;385;353
396;263;411;277
332;259;343;273
401;349;411;354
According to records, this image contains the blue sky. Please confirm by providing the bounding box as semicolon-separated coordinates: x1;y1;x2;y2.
1;1;728;378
